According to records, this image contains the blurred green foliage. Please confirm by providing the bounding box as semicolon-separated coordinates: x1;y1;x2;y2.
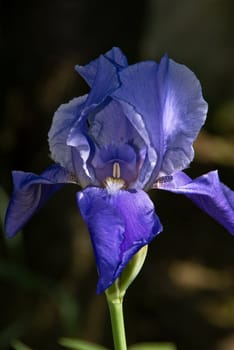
60;338;108;350
11;340;32;350
129;344;176;350
59;338;176;350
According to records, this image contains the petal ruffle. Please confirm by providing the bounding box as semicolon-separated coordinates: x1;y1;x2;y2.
156;170;234;235
116;100;157;189
67;54;127;184
77;187;162;293
5;164;71;238
159;57;208;176
49;50;128;188
75;47;128;87
112;60;162;188
83;54;120;106
113;55;208;187
48;95;87;174
88;99;144;147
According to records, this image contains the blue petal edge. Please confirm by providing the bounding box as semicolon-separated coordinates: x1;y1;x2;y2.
75;47;128;86
112;56;208;188
5;164;71;238
156;170;234;235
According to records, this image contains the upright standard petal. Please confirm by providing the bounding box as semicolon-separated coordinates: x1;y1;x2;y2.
75;47;128;87
87;99;144;148
5;164;71;238
112;60;163;188
50;51;129;188
159;57;208;176
113;56;208;187
77;187;162;293
156;171;234;235
67;55;126;182
48;95;87;174
83;54;120;106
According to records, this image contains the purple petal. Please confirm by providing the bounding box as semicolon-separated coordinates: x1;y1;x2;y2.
49;50;126;187
156;170;234;235
88;99;144;147
113;56;208;187
77;187;162;293
48;95;87;174
83;55;120;106
116;100;157;189
112;60;162;187
159;57;208;175
5;164;71;238
74;54;121;112
75;47;128;87
92;143;138;185
67;55;126;183
48;95;96;187
66;121;97;186
104;47;128;67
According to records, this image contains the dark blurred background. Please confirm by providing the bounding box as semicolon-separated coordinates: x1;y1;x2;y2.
0;1;234;349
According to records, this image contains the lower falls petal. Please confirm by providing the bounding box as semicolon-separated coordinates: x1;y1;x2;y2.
4;164;70;238
156;170;234;235
77;187;162;294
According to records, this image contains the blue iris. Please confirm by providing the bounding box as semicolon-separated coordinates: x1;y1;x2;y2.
5;47;234;294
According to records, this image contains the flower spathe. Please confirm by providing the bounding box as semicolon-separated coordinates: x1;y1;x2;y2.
5;47;234;294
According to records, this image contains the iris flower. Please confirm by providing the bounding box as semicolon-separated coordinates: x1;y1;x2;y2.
5;47;234;294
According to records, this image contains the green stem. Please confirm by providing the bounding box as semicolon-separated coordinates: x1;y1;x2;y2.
105;246;148;350
107;296;127;350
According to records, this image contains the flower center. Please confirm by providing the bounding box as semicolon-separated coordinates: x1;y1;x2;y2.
112;161;121;179
91;143;140;187
103;162;126;194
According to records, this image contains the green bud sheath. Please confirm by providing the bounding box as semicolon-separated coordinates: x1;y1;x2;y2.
106;245;148;303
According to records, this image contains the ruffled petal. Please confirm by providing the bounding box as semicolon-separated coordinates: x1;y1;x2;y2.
5;164;71;238
48;95;87;174
104;46;128;67
112;60;162;188
116;100;157;189
77;187;162;293
159;57;208;175
75;47;128;87
74;54;121;114
83;55;120;106
86;98;149;185
156;170;234;235
113;56;208;187
67;55;126;184
48;95;96;187
49;51;129;188
88;99;144;147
